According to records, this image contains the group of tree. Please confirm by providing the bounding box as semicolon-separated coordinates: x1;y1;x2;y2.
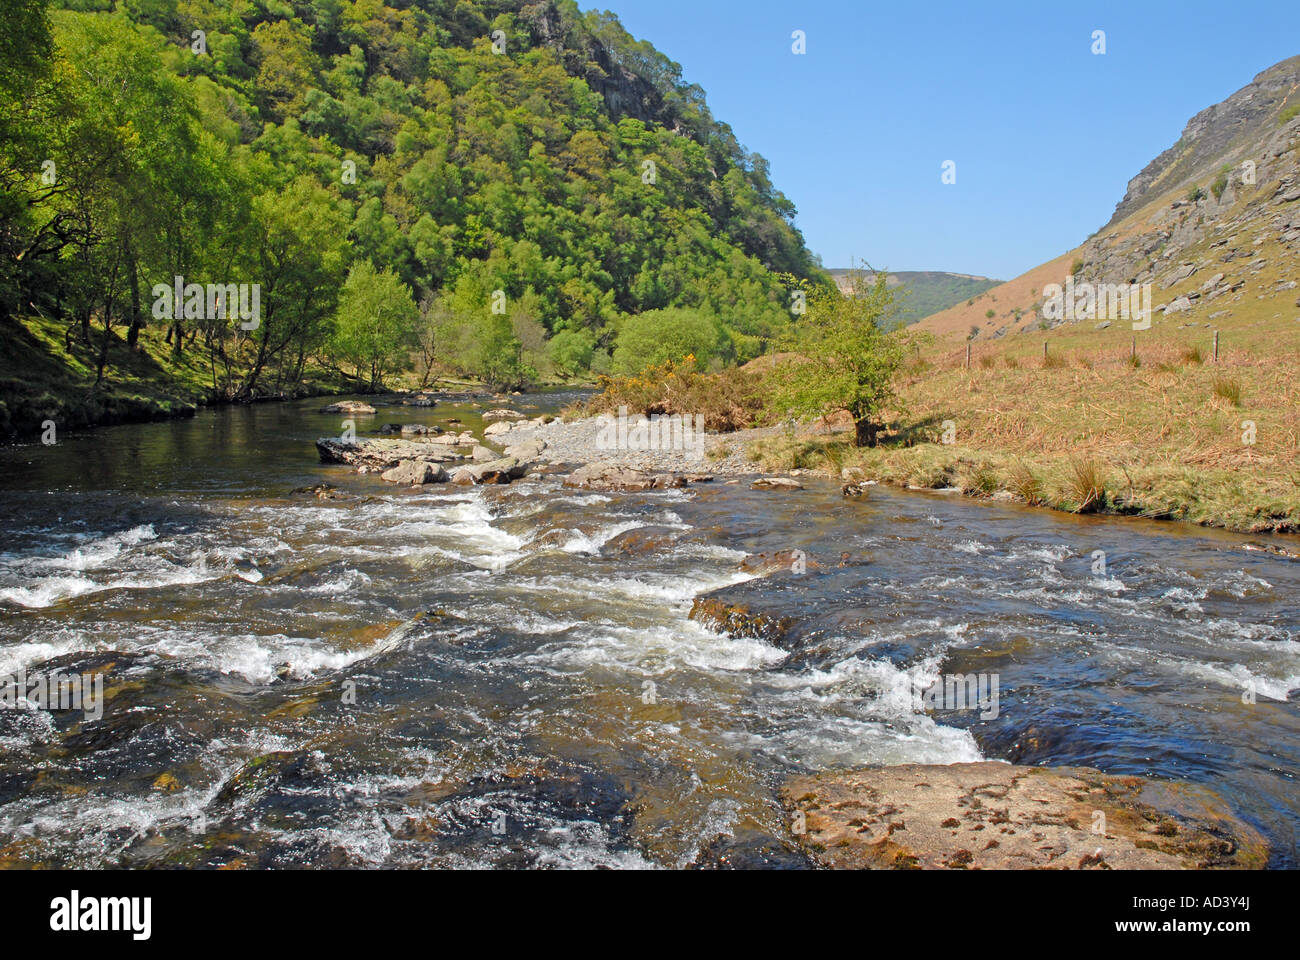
1;0;827;398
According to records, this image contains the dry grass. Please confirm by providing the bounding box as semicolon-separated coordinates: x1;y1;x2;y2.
744;319;1300;533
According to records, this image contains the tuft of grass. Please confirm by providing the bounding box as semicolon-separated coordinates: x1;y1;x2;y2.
1211;375;1243;406
977;354;996;369
1066;457;1108;513
1042;353;1067;370
1127;353;1142;369
1181;344;1204;365
1008;461;1042;505
1004;356;1019;369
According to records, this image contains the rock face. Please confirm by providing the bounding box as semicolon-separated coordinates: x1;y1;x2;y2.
379;460;448;485
782;762;1268;870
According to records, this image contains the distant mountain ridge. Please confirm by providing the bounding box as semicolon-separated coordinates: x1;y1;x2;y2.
825;269;1000;325
917;54;1300;340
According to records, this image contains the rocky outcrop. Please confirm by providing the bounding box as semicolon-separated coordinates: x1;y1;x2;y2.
782;762;1268;870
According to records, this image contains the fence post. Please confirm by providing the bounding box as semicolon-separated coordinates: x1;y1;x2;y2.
966;343;971;369
1214;331;1219;363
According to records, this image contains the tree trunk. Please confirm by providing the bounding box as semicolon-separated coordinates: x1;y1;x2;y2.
854;417;878;448
125;241;142;350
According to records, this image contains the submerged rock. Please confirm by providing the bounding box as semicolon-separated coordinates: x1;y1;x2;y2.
688;595;795;645
782;762;1268;870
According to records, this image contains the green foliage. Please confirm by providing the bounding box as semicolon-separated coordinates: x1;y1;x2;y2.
2;0;824;413
766;269;909;447
331;260;419;389
548;327;596;378
611;307;722;375
1211;168;1229;201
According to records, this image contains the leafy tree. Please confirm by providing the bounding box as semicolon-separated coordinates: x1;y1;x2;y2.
767;269;908;447
331;259;418;389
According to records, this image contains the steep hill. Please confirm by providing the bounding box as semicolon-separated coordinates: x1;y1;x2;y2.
1;0;826;436
918;55;1300;342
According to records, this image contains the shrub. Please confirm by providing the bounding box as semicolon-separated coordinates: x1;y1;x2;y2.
611;308;723;376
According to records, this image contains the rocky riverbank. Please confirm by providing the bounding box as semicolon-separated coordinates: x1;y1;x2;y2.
316;407;783;489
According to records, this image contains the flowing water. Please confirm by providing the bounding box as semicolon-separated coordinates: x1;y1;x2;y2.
0;395;1297;868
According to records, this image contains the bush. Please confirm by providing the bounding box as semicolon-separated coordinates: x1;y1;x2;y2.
611;308;723;376
579;358;766;432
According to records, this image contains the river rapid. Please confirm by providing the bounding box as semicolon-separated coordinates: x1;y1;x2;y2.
0;393;1296;868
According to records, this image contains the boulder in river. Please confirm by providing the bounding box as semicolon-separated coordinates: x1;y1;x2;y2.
316;437;463;470
689;595;795;645
483;421;516;438
782;762;1268;870
380;460;449;485
751;477;804;491
449;457;526;486
320;401;376;415
562;461;691;492
483;409;526;421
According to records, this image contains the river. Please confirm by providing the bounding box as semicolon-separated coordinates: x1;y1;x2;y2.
0;393;1296;868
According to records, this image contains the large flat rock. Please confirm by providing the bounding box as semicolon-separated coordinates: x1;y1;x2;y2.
782;762;1267;870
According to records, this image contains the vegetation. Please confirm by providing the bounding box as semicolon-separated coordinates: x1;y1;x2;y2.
0;0;825;436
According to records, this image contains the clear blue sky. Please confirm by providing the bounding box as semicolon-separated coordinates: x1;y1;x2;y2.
603;0;1299;279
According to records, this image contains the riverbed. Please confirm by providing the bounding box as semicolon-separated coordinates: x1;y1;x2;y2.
0;394;1296;868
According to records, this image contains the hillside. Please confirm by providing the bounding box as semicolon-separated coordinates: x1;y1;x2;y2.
918;55;1300;342
0;0;825;437
825;269;1000;325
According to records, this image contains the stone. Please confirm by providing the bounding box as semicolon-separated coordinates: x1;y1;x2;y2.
504;439;547;461
688;596;795;644
380;460;448;485
449;457;525;486
320;401;376;415
782;762;1268;870
751;477;804;491
482;409;526;421
483;421;515;438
